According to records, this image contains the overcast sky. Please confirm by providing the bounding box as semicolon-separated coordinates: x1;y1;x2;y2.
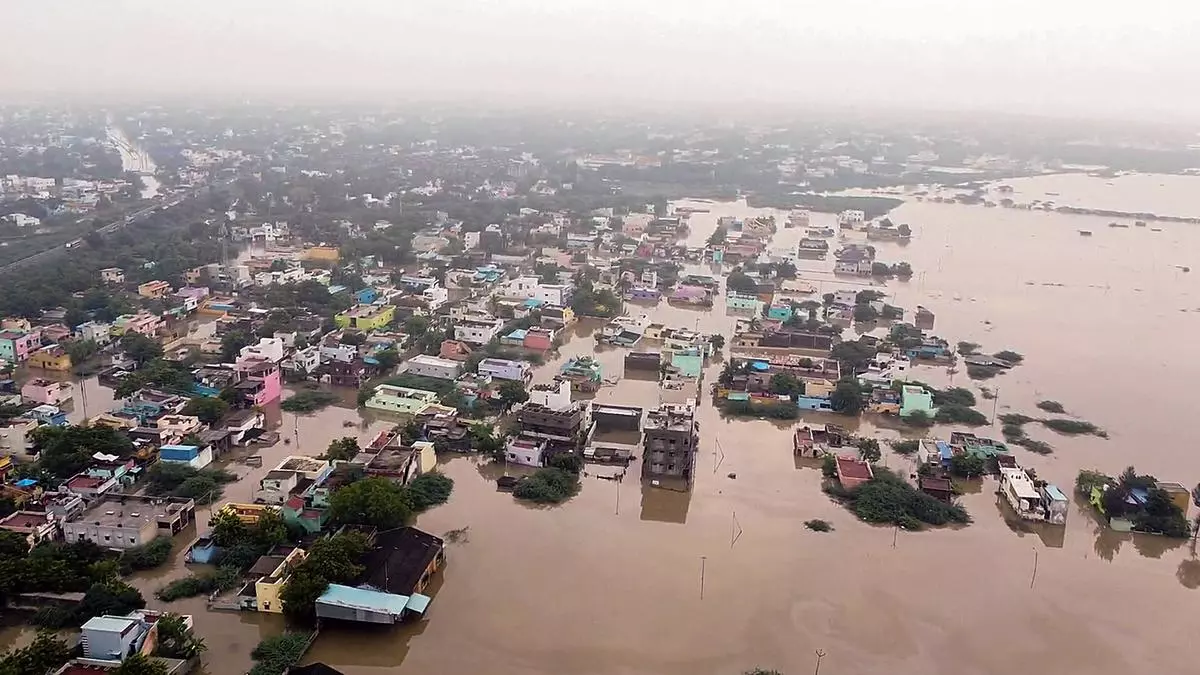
5;0;1200;121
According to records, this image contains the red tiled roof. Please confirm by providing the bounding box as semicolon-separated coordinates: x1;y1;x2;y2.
67;475;105;489
836;456;873;480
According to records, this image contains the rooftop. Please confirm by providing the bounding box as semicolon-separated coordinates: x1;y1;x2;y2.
359;526;444;595
836;456;874;481
340;304;392;319
645;401;697;431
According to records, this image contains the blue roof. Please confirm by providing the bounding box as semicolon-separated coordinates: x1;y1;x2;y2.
505;329;528;340
523;298;546;308
14;478;37;488
317;583;409;615
751;361;770;371
405;593;432;614
160;444;199;452
936;441;952;460
1043;484;1068;502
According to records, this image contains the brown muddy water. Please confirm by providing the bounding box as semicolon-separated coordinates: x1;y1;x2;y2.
9;183;1200;674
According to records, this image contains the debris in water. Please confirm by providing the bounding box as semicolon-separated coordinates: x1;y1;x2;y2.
727;472;737;480
1078;230;1093;236
444;526;471;544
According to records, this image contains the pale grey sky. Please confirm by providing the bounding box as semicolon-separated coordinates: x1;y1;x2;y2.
5;0;1199;121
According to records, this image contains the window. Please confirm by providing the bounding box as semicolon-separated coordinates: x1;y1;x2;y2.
668;464;676;471
130;537;137;544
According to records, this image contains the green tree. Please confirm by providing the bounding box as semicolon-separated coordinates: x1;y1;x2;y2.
406;472;455;511
154;612;207;659
208;509;251;547
948;453;987;478
78;580;145;619
469;424;505;458
830;379;864;415
32;425;135;478
329;477;411;529
120;332;164;366
404;315;430;337
324;437;361;462
220;330;254;361
0;631;73;675
181;396;230;425
496;379;530;405
768;372;804;397
856;438;882;464
373;348;400;370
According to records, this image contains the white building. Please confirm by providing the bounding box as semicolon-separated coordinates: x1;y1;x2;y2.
404;354;462;381
504;436;546;467
837;210;866;227
76;321;112;345
999;467;1043;520
285;346;321;374
254;267;306;286
528;379;571;411
832;289;858;307
463;231;481;250
421;285;449;310
4;214;40;228
239;337;286;364
498;276;573;306
319;343;358;364
478;358;531;382
455;317;505;346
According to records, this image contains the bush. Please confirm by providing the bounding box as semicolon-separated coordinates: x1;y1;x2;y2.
999;413;1035;426
934;405;988;426
406;472;454;512
1001;424;1026;439
31;606;77;629
1014;438;1054;455
992;350;1024;363
721;399;798;420
804;519;833;532
513;468;580;504
821;454;837;479
156;567;240;602
249;633;311;675
836;468;970;529
1035;400;1066;414
956;341;980;355
966;365;1001;380
1040;418;1105;436
121;537;174;571
935;387;976;407
890;439;921;455
902;410;934;427
948;453;987;478
280;390;340;413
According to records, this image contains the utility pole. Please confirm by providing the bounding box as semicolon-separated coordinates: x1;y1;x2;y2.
1030;548;1039;589
814;650;826;675
699;556;707;600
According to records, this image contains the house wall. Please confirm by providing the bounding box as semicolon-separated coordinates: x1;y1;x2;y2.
63;518;158;550
405;356;461;381
82;623;141;661
478;359;528;381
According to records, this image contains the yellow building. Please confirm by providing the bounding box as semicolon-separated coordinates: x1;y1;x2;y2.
334;304;396;331
802;378;836;399
28;347;71;371
253;547;307;613
137;280;173;299
304;246;340;262
217;502;280;525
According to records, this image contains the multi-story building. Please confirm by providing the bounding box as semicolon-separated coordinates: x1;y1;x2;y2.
76;320;113;345
641;400;700;485
21;379;73;406
0;330;38;362
513;402;588;449
334;304;396;331
99;267;125;284
112;312;161;337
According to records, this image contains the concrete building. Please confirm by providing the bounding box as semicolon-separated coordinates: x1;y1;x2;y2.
28;345;72;371
137;280;172;299
239;337;287;364
158;444;213;469
527;379;571;411
642;400;699;485
0;510;58;546
21;379;73;406
112;312;161;337
0;329;38;362
404;354;462;381
61;494;196;550
364;385;440;415
99;267;125;284
334;304;396;331
454;317;504;346
248;546;307;613
76;320;113;345
477;357;531;382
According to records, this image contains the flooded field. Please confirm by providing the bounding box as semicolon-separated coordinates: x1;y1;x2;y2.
994;172;1200;218
11;184;1200;674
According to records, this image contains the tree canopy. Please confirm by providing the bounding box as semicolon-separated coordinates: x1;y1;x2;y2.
329;477;411;529
324;437;362;462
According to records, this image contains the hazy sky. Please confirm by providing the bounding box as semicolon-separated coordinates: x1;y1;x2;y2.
5;0;1200;121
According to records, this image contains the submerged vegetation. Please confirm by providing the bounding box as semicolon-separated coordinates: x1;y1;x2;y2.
804;519;833;532
513;467;581;504
823;460;969;530
280;389;341;413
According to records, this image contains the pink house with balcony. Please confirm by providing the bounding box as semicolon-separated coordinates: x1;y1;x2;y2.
233;359;282;406
113;312;161;337
21;379;74;406
0;330;39;363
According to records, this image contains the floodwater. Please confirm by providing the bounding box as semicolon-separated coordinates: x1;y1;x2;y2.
993;172;1200;219
107;124;160;199
11;177;1200;674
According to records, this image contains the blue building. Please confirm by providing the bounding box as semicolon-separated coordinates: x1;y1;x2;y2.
354;287;378;304
766;302;794;321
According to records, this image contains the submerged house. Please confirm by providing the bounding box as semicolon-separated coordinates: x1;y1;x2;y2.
314;527;445;624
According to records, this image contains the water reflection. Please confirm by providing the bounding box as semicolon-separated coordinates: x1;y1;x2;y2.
994;495;1065;549
639;479;692;524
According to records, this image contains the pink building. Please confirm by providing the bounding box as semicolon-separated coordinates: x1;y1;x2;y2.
233;360;282;406
113;312;161;337
522;326;556;351
0;330;39;363
21;379;74;406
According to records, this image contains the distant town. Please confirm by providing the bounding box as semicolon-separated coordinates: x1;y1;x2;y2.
0;104;1197;675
